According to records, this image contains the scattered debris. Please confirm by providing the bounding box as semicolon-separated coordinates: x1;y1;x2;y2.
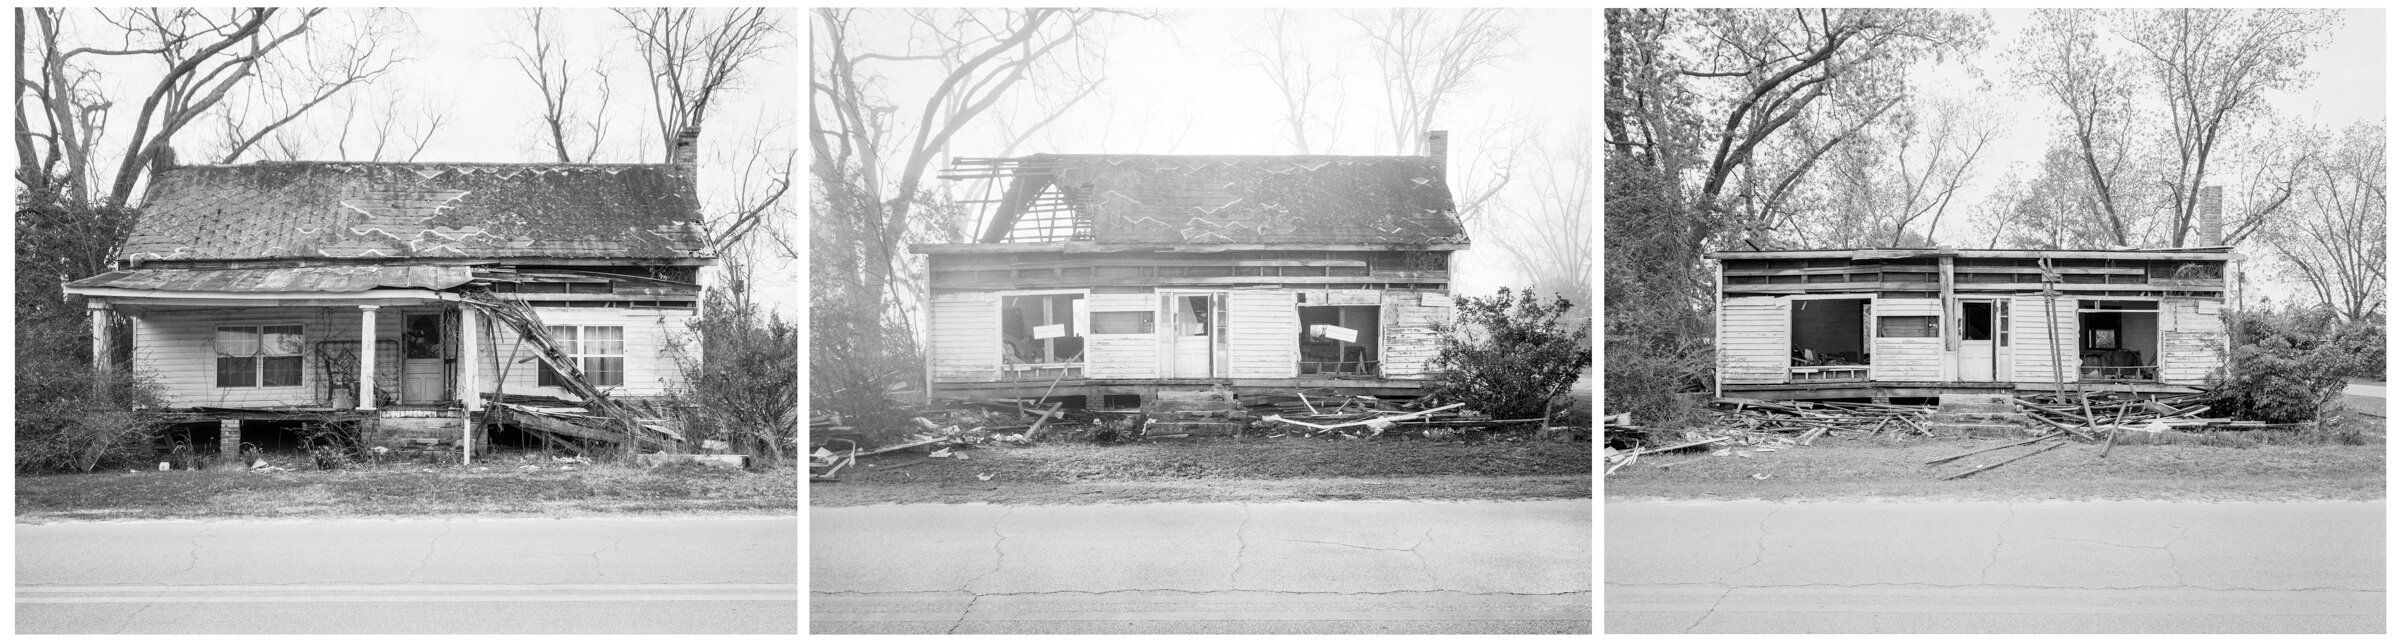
1939;441;2068;481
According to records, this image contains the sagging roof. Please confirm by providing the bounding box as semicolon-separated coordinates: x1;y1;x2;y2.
968;154;1466;246
118;162;710;262
66;265;473;294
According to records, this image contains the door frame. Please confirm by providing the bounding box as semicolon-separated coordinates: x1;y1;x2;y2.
398;310;448;404
1157;289;1229;379
1955;297;2002;382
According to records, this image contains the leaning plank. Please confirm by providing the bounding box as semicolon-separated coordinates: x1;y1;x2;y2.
1263;403;1466;431
1924;433;2061;466
1610;436;1731;460
1940;441;2068;481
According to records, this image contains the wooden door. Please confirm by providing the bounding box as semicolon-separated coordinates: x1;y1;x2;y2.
401;312;445;404
1959;301;1996;382
1167;293;1222;378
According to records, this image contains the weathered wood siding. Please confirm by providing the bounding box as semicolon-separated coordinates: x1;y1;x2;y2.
467;306;696;402
132;307;386;408
2159;297;2226;385
1870;298;1942;381
1085;292;1159;379
2009;294;2080;384
1382;290;1450;379
1719;297;1787;384
929;291;1000;383
1228;289;1298;378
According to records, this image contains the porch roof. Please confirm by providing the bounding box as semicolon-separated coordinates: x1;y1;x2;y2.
66;265;472;294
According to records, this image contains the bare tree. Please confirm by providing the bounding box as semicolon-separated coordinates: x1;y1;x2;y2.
2122;8;2336;247
504;8;615;163
615;8;788;161
203;9;409;164
1493;122;1592;311
1239;9;1343;154
2267;121;2384;323
811;8;1135;317
1342;8;1519;155
2012;9;2144;246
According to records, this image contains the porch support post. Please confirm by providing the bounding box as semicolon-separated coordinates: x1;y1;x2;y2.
218;419;240;458
359;305;380;411
459;307;482;412
89;301;114;373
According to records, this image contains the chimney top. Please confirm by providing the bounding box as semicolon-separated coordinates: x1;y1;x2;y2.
1421;130;1448;177
672;128;700;168
2195;185;2225;246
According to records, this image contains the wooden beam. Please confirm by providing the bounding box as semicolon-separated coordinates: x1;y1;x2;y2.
1712;249;2233;261
914;242;1472;255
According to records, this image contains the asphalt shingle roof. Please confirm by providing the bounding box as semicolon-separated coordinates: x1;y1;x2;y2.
119;162;709;262
1012;154;1467;245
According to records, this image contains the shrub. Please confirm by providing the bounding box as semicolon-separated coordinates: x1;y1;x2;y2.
2208;307;2377;425
1429;288;1593;420
672;286;801;466
17;365;168;474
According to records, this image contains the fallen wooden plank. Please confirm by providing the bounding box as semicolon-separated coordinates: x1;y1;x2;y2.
1924;433;2061;466
636;453;749;470
1604;451;1640;476
1610;436;1731;460
1940;441;2067;481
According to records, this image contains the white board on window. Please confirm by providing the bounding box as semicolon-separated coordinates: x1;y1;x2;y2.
1311;324;1358;342
1032;323;1066;339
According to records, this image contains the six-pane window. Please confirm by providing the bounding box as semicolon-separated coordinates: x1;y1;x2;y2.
215;325;304;387
537;326;626;387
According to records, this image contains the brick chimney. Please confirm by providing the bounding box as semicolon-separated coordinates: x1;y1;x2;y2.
1421;130;1448;178
672;128;700;169
2194;185;2224;246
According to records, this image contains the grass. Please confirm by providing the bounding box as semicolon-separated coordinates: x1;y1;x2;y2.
1605;434;2385;502
810;436;1594;507
17;452;799;522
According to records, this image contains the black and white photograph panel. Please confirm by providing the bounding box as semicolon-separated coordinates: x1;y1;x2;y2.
1603;7;2383;633
810;7;1593;634
16;8;799;634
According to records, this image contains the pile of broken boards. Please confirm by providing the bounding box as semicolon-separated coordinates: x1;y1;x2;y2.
809;398;1089;480
1603;399;1938;476
2013;389;2286;435
486;394;689;456
1246;391;1585;441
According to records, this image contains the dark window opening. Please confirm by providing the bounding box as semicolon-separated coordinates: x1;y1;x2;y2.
1002;293;1084;366
1791;298;1868;367
1877;316;1939;338
2078;309;2159;381
1298;305;1380;374
1961;302;1994;341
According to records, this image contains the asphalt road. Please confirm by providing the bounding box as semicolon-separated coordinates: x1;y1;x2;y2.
812;499;1592;634
1606;500;2384;633
18;515;798;634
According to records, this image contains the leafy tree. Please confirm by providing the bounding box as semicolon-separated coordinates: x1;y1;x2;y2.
1429;288;1591;421
16;189;167;473
2211;307;2375;425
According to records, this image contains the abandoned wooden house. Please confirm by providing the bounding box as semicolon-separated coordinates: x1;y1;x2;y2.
911;132;1468;433
64;131;717;456
1707;239;2238;403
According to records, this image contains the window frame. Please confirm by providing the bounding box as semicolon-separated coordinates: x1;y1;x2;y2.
536;325;627;388
1875;315;1941;339
215;324;305;388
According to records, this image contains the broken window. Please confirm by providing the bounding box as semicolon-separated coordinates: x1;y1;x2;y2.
216;325;304;387
537;326;626;387
1790;299;1868;367
1877;316;1939;338
2078;303;2159;381
1298;305;1380;374
1001;293;1084;365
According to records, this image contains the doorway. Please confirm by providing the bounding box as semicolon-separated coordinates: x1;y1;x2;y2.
1959;301;1996;382
1167;293;1225;378
401;312;445;404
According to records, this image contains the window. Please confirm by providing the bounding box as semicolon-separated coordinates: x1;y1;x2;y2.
216;325;304;387
1000;293;1084;365
1298;305;1380;374
1091;311;1154;334
537;326;625;387
1876;316;1939;338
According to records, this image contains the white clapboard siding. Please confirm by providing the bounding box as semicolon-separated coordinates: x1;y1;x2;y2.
2009;294;2080;384
1229;289;1299;378
1383;290;1449;379
1719;297;1787;384
1870;298;1943;381
134;307;366;408
467;307;697;402
2159;298;2227;385
1085;292;1159;379
929;292;1000;383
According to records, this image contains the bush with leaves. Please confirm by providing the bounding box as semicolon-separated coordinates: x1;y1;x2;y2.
670;286;800;466
1428;288;1593;420
17;188;167;473
1601;152;1719;430
2208;307;2378;425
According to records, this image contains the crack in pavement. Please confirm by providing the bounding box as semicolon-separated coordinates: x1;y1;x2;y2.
165;523;211;579
1408;529;1438;585
1978;502;2016;584
1710;503;1781;586
1229;504;1252;590
960;506;1016;593
406;522;454;582
946;593;981;634
1681;586;1732;633
2164;526;2191;587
